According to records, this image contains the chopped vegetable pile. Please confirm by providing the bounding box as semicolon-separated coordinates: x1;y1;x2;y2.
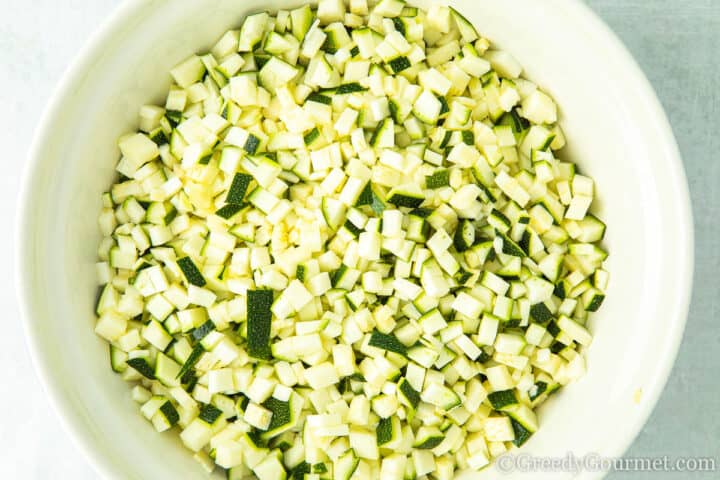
94;0;609;478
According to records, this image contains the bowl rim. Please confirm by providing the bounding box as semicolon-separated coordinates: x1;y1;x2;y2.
16;0;694;478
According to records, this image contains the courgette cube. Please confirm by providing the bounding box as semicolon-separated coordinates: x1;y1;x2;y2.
247;290;273;360
177;257;206;287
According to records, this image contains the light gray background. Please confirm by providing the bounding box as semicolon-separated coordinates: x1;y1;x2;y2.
0;0;717;478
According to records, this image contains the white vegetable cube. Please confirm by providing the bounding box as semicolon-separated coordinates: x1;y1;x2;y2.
332;344;356;377
244;402;273;430
317;0;345;23
375;38;398;62
339;177;367;206
467;451;490;470
454;335;482;360
482;272;509;295
525;276;555;304
170;55;205;88
118;133;159;168
285;279;314;311
380;454;407;480
572;174;595;196
418;68;452;96
530;159;554;185
426;5;452;32
358;231;381;260
484;50;522;78
485;365;514;391
181;143;207;168
407;44;426;64
557;315;593;346
386;30;411;54
458;54;491;78
142;319;172;350
334;108;359;137
320;168;347;195
427;229;452;254
180;419;214;452
372;394;399;418
521;89;557;124
274;361;298;387
451;292;484;318
463;379;488;413
483;416;515;442
187;285;217;307
246;377;276;404
495;170;530;207
382;209;404;237
95;311;127;341
250;247;272;270
348;395;371;426
163;87;186;112
434;250;460;275
98;209;116;238
168;387;195;412
416;307;444;335
554;180;572;205
272;384;293;404
208;368;235;394
362;271;384;293
229;75;258;107
344;59;370;82
434;455;455;480
565;194;593;220
494;333;526;354
369;97;391;122
308;413;349;437
140;397;166;421
484;441;507;460
447;143;480;168
214;442;243;469
177;116;213;145
420;267;450;298
525;323;547;346
394;259;412;279
131;385;151;404
413;90;442;124
594;269;610;292
189;382;211;404
449;184;482;210
253;454;286;480
492;295;513;320
304;362;340;389
349;0;368;15
308;272;332;296
349;427;379;460
118;330;141;352
138;104;164;133
249;188;279;214
565;354;587;381
412;449;436;476
177;307;207;331
342;317;364;344
393;278;422;301
350;127;368;152
477;313;500;346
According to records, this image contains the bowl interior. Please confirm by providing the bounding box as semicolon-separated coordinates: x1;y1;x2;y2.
19;0;692;479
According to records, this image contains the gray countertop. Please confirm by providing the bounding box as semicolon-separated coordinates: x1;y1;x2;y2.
0;0;717;478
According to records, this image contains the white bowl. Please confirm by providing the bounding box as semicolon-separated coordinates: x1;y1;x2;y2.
18;0;693;479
